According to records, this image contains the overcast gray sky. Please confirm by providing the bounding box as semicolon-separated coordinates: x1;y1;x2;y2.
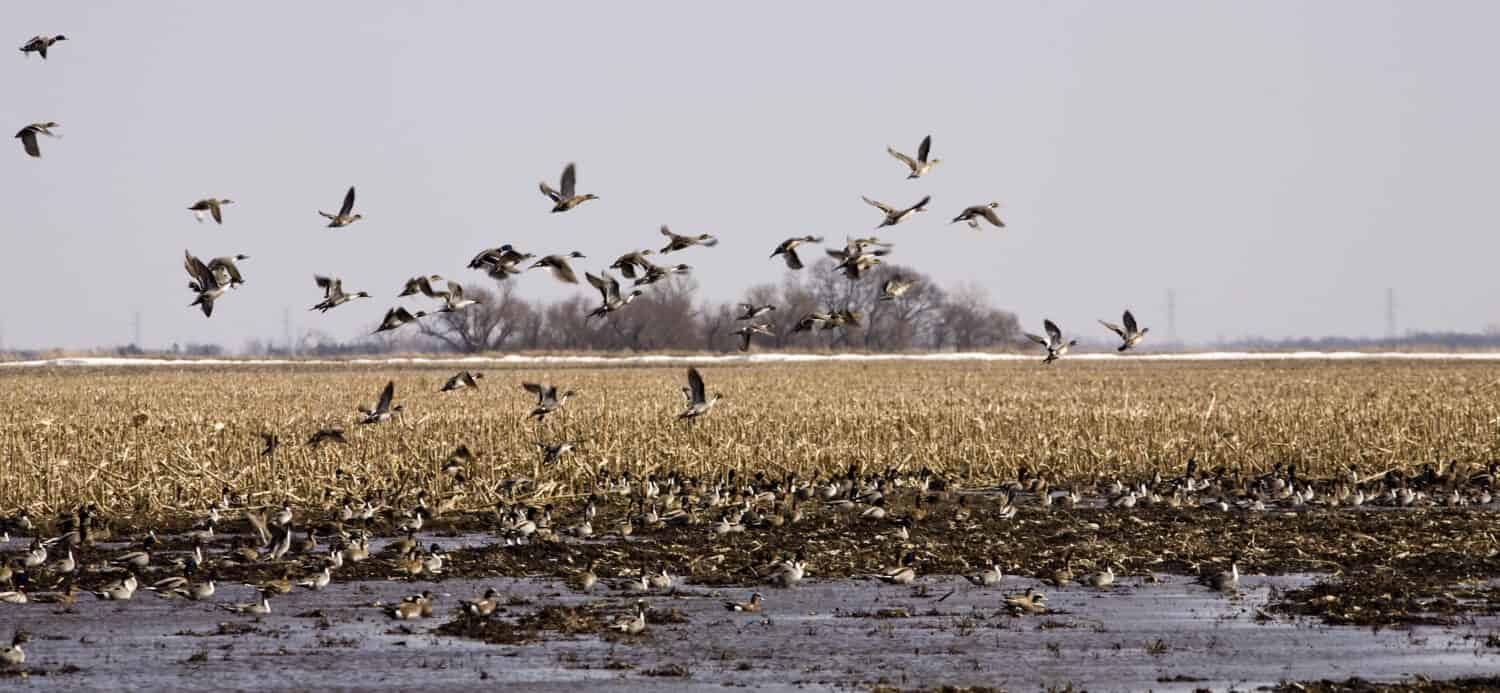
4;1;1497;350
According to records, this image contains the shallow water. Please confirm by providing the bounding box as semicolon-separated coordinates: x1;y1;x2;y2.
3;573;1497;691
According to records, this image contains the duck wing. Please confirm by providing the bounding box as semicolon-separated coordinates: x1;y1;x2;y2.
338;186;356;218
1099;320;1126;339
375;381;395;414
861;196;896;215
559;162;577;199
1043;319;1063;344
686;368;707;405
917;135;932;163
1122;310;1138;334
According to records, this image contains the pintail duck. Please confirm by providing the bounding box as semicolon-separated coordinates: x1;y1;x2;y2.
183;250;226;317
524;383;575;421
398;275;447;299
879;276;916;301
463;588;500;617
93;575;138;601
1200;559;1240;593
609;249;656;279
951;202;1004;229
223;592;273;615
611;600;648;634
14;122;58;158
793;312;832;333
298;566;332;591
767;556;806;588
0;586;26;604
736;303;775;321
1025;319;1077;364
0;632;27;669
188;198;234;224
374;306;426;333
658;225;719;254
887;135;939;179
862;195;930;229
834;249;888;279
724;592;762;612
529;252;586;284
732;324;774;352
568;559;598;592
679;368;721;420
20;35;66;59
358;381;401;424
872;551;917;584
437;282;478;312
441;371;483;392
540;162;598;212
771;236;823;270
1004;588;1048;615
208;254;249;288
310;275;370;312
1099;310;1149;352
1080;565;1115;589
964;560;1004;587
632;259;692;287
318;186;362;227
585;271;643;320
173;578;216;601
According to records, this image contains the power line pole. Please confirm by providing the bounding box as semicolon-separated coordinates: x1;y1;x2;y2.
1385;288;1397;340
1166;289;1177;343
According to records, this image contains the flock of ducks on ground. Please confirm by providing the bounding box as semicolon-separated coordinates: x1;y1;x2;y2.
15;35;1156;360
1;446;1496;664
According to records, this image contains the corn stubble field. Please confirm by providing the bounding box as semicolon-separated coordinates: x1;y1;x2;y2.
2;360;1496;516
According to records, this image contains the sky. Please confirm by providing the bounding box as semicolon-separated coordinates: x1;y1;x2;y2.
3;1;1498;350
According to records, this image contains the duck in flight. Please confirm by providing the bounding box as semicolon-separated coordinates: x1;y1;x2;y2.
585;272;643;320
732;324;774;352
188;198;234;225
15;122;58;158
183;250;226;318
951;202;1004;229
539;162;597;213
679;368;721;420
319;186;362;228
358;381;401;424
374;307;426;333
659;226;718;254
529;252;586;284
1025;319;1077;364
310;275;370;313
19;35;67;59
862;195;930;229
770;236;823;270
1099;310;1149;352
887;135;939;179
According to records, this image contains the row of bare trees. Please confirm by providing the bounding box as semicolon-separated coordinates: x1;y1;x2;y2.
286;260;1020;355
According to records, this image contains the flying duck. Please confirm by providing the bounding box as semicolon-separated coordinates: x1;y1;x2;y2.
679;367;720;420
398;275;447;299
310;275;370;312
524;383;575;421
952;202;1004;229
441;371;483;392
373;306;426;333
188;198;234;224
15;122;58;158
1025;319;1077;364
539;162;598;212
736;303;775;321
862;195;930;229
1099;310;1149;352
659;225;718;254
732;324;774;352
770;236;824;270
609;249;656;279
887;135;939;178
358;381;400;424
183;250;226;317
19;35;66;59
585;271;643;320
529;252;586;284
879;276;916;301
318;186;362;227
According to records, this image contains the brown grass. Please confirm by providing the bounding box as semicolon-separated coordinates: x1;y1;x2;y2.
1;360;1497;515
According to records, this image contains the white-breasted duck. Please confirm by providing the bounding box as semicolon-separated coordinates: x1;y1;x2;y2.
1025;319;1077;364
887;135;939;179
319;186;362;227
1099;310;1149;352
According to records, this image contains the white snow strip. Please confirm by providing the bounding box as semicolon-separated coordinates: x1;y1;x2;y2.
5;351;1500;368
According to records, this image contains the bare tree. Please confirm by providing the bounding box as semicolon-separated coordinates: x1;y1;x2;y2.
417;283;532;353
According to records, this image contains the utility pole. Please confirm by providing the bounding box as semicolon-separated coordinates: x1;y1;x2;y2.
1166;289;1177;343
1385;288;1397;341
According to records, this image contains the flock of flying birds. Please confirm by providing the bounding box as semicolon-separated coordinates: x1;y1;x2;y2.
15;33;1156;361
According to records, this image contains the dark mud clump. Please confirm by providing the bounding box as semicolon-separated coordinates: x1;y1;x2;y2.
434;604;607;645
1274;676;1500;692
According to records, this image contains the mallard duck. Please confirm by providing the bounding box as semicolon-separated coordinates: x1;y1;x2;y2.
441;371;483;392
1099;310;1149;352
183;250;226;317
609;250;656;279
770;236;823;270
540;162;598;212
374;306;426;334
964;561;1004;587
524;383;575;421
358;381;401;424
529;252;586;284
14;122;58;158
319;186;362;227
879;276;916;301
724;592;762;612
20;35;66;59
731;324;774;352
658;225;718;254
462;588;500;617
736;303;775;321
887;135;939;179
610;600;647;634
1025;319;1077;364
188;198;234;224
0;632;27;669
862;195;930;229
585;271;643;320
679;368;720;420
951;202;1004;229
